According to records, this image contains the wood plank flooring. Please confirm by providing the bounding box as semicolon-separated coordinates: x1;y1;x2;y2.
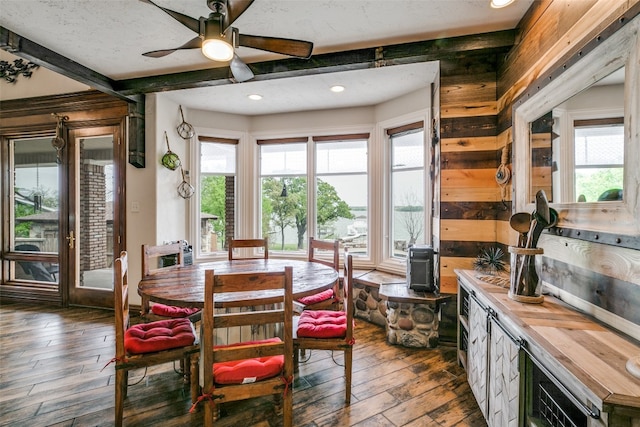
0;303;485;426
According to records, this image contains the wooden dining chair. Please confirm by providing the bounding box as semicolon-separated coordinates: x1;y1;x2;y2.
293;249;355;405
195;267;294;427
140;243;201;323
112;251;200;427
295;237;340;312
228;238;269;260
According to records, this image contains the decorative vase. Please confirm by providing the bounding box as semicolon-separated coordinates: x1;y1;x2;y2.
508;246;544;303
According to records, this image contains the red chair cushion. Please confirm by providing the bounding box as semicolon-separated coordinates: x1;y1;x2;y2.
297;288;334;306
151;303;200;318
124;318;196;354
213;338;284;385
296;310;347;338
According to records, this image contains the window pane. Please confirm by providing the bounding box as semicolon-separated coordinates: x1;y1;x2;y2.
260;143;306;175
574;124;624;202
575;125;624;166
391;130;425;257
200;141;236;254
261;143;307;253
261;176;307;252
316;140;368;256
317;140;367;174
201;142;236;174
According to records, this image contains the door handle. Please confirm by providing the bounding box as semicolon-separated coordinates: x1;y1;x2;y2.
66;231;75;249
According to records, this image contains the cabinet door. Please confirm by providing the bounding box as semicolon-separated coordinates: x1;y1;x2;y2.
467;296;488;418
488;318;520;427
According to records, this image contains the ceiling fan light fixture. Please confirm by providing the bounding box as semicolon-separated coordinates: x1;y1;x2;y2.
490;0;515;8
202;38;234;61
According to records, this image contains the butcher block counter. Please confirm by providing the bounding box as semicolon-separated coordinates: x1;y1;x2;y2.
456;269;640;427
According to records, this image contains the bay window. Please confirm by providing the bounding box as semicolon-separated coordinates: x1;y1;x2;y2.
193;116;431;269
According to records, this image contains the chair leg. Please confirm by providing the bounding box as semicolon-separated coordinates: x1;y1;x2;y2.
345;347;353;405
180;358;187;382
282;389;293;427
203;399;219;427
115;369;127;427
293;347;300;374
273;392;283;415
190;353;200;404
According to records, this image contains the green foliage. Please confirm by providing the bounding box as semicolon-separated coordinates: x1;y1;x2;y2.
262;177;298;250
317;180;354;225
262;177;354;250
200;176;228;247
14;204;33;237
575;168;623;202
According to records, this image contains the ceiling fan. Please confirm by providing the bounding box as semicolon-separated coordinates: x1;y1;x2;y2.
140;0;314;82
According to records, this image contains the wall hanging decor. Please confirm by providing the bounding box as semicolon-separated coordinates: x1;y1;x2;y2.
177;166;194;199
51;113;69;164
176;105;194;140
161;131;181;171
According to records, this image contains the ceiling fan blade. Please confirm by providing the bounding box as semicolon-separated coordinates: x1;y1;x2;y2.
139;0;199;33
238;34;313;59
142;37;202;58
229;54;255;82
224;0;255;30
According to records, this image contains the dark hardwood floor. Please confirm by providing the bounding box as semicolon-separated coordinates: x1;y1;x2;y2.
0;303;485;426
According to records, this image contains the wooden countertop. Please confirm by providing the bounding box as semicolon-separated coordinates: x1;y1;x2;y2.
456;269;640;411
379;284;451;305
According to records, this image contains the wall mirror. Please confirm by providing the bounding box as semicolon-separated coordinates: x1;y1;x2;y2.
513;14;640;237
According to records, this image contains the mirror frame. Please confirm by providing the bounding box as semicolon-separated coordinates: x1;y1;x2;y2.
513;14;640;237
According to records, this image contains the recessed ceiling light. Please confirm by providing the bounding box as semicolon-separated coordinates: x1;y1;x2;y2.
330;85;345;93
248;94;263;101
490;0;515;8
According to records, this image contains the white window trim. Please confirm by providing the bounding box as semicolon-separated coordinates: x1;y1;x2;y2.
189;126;250;262
375;109;432;275
558;107;624;203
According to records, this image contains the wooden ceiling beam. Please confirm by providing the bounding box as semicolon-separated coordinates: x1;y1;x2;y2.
115;29;515;95
1;25;514;98
0;27;139;103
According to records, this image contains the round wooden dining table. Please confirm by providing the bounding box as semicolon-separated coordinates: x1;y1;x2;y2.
137;258;338;309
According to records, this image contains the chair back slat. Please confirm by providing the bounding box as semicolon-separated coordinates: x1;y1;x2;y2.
308;237;339;271
214;342;286;364
228;238;269;260
215;310;284;329
142;243;184;276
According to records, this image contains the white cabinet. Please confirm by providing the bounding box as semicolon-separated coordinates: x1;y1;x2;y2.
458;279;520;427
467;293;489;419
488;317;520;427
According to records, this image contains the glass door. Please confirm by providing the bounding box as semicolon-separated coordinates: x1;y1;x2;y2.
3;126;122;308
67;126;120;307
9;136;62;297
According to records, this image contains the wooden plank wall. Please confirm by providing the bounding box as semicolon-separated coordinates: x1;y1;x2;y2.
438;54;512;294
438;0;640;339
494;0;640;334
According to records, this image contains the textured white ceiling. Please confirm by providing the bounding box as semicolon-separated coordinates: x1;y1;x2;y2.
0;0;533;114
